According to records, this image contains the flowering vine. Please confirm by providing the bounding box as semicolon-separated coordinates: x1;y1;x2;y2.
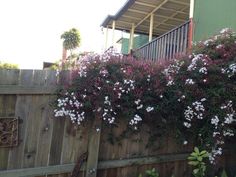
54;29;236;164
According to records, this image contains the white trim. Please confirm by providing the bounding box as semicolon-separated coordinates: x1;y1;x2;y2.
112;21;116;46
189;0;195;18
129;23;135;52
149;14;154;42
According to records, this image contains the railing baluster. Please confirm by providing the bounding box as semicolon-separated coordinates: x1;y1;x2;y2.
183;24;188;53
163;35;166;60
169;31;173;60
134;20;190;62
180;25;185;53
166;33;170;60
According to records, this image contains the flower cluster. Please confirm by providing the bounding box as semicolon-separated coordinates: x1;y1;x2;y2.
55;29;236;164
222;63;236;78
183;98;206;128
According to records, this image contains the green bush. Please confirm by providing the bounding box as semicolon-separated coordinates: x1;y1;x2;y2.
0;61;18;69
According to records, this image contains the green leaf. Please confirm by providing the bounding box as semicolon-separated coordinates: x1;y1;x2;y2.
190;152;198;157
200;150;207;155
197;156;203;161
193;168;199;174
194;147;200;154
188;156;197;160
201;153;209;158
221;170;228;177
188;161;199;166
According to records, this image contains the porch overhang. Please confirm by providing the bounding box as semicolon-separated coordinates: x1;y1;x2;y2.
101;0;190;36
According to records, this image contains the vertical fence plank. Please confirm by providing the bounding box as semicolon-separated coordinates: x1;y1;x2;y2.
0;96;14;170
48;71;70;177
86;117;102;177
7;70;34;170
0;70;19;170
35;71;54;167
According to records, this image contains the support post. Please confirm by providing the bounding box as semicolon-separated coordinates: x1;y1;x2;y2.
129;23;135;53
104;27;109;50
189;0;195;19
188;0;195;50
112;20;116;46
149;13;154;42
85;116;102;177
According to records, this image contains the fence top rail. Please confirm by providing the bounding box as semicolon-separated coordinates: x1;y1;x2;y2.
136;20;190;50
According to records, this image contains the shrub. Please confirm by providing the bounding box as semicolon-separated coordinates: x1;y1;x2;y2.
54;29;236;164
0;61;18;69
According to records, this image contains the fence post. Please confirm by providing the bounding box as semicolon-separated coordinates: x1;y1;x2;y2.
85;115;102;177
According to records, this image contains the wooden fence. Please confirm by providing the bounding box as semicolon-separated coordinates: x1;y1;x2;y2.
0;69;235;177
134;21;190;61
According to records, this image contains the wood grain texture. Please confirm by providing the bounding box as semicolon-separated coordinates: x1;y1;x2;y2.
0;69;235;177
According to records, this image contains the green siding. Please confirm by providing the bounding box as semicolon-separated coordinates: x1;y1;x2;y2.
193;0;236;41
120;35;149;54
133;35;149;49
120;38;129;55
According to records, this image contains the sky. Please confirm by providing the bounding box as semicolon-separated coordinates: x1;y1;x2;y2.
0;0;127;69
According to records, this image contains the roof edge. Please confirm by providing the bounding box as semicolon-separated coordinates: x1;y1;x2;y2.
101;0;136;27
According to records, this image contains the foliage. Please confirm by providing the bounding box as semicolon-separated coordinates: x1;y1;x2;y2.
138;168;159;177
61;28;81;55
55;29;236;164
188;147;209;177
0;61;18;69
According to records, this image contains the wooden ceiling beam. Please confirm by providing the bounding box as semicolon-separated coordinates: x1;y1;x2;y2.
154;14;187;22
135;0;169;28
122;15;142;21
169;0;190;6
135;1;156;8
128;9;147;15
159;7;189;15
154;6;188;29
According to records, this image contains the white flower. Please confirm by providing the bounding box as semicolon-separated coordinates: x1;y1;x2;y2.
224;114;234;124
146;107;154;112
185;79;195;85
183;140;188;145
129;114;142;126
216;44;223;49
135;99;141;105
211;116;219;127
184;122;191;128
137;104;143;110
199;67;208;74
220;28;230;34
167;80;174;86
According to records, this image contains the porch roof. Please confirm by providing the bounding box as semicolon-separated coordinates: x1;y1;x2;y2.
101;0;190;36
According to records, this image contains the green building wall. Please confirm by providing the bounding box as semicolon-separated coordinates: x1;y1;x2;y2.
120;35;149;55
193;0;236;41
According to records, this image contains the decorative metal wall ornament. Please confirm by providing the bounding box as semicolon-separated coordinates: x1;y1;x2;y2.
0;117;18;147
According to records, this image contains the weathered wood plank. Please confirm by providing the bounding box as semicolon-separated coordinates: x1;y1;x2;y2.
22;96;43;168
0;70;19;170
7;70;34;170
7;96;32;169
0;85;58;95
0;70;20;85
86;117;102;177
0;153;190;177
